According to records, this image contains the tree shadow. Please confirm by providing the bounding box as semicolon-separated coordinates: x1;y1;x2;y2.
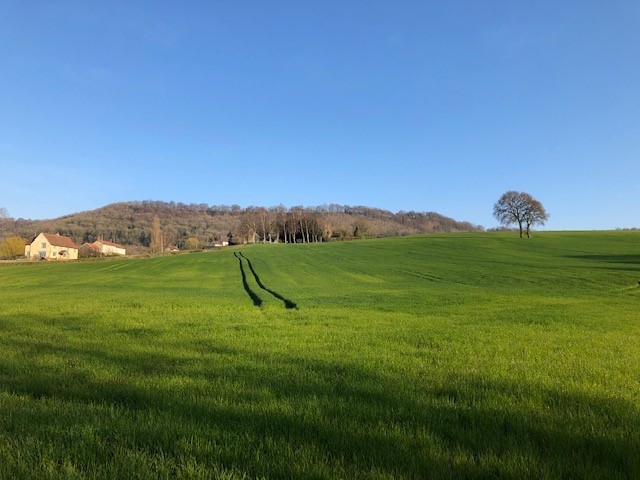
234;252;262;307
568;254;640;265
239;252;297;309
1;331;638;478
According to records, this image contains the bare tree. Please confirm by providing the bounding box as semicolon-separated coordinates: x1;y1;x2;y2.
493;191;547;238
291;206;305;243
286;209;298;243
493;191;527;238
523;198;549;238
257;207;269;243
274;205;286;243
240;207;260;243
318;211;334;242
0;207;10;233
303;208;312;243
150;215;163;252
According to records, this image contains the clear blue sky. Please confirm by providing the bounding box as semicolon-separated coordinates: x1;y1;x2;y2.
1;1;639;230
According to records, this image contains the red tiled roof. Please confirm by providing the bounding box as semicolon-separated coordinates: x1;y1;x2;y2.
81;242;101;251
100;240;125;249
42;233;78;249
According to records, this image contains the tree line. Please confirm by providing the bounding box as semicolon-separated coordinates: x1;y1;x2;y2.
0;193;552;257
1;201;483;249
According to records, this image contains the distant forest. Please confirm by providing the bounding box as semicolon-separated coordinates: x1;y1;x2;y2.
1;201;483;248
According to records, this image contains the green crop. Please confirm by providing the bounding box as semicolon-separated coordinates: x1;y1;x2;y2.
1;232;638;479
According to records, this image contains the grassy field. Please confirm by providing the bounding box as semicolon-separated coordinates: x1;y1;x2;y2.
0;231;639;479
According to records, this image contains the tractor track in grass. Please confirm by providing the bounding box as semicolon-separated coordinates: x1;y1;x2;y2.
234;252;297;309
238;253;298;309
234;252;262;307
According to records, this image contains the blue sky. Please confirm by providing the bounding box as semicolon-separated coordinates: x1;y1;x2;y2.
1;1;639;229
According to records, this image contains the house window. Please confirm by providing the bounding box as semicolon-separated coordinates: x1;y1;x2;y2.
52;252;57;257
41;243;47;248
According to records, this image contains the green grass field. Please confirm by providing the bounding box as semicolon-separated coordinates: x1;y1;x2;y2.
1;232;639;479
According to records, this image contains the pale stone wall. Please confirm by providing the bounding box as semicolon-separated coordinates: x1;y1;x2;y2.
97;242;126;255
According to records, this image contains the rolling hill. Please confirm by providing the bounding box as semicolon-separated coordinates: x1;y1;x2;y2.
0;232;638;478
1;201;482;248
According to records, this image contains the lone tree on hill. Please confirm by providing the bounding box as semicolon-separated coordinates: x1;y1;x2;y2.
522;197;549;238
493;191;548;238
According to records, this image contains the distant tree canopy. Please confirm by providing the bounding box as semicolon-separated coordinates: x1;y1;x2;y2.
0;236;25;259
1;201;483;248
493;191;548;238
0;207;8;219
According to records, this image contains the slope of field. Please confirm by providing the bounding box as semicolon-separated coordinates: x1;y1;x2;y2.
0;232;638;479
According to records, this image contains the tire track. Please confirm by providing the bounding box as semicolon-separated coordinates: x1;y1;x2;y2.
234;252;262;307
238;252;298;309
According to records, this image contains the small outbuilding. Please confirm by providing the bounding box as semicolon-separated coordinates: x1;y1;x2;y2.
95;239;126;256
80;239;126;256
79;242;101;257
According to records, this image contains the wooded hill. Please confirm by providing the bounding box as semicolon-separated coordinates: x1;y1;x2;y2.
1;201;483;248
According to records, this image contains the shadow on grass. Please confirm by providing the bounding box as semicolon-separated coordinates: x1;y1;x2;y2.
239;252;297;309
234;252;262;307
1;327;639;478
569;254;640;265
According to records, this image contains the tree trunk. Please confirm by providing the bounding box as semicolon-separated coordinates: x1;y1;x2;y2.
299;219;305;243
304;220;310;243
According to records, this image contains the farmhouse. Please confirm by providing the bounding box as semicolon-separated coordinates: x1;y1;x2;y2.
25;233;79;260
